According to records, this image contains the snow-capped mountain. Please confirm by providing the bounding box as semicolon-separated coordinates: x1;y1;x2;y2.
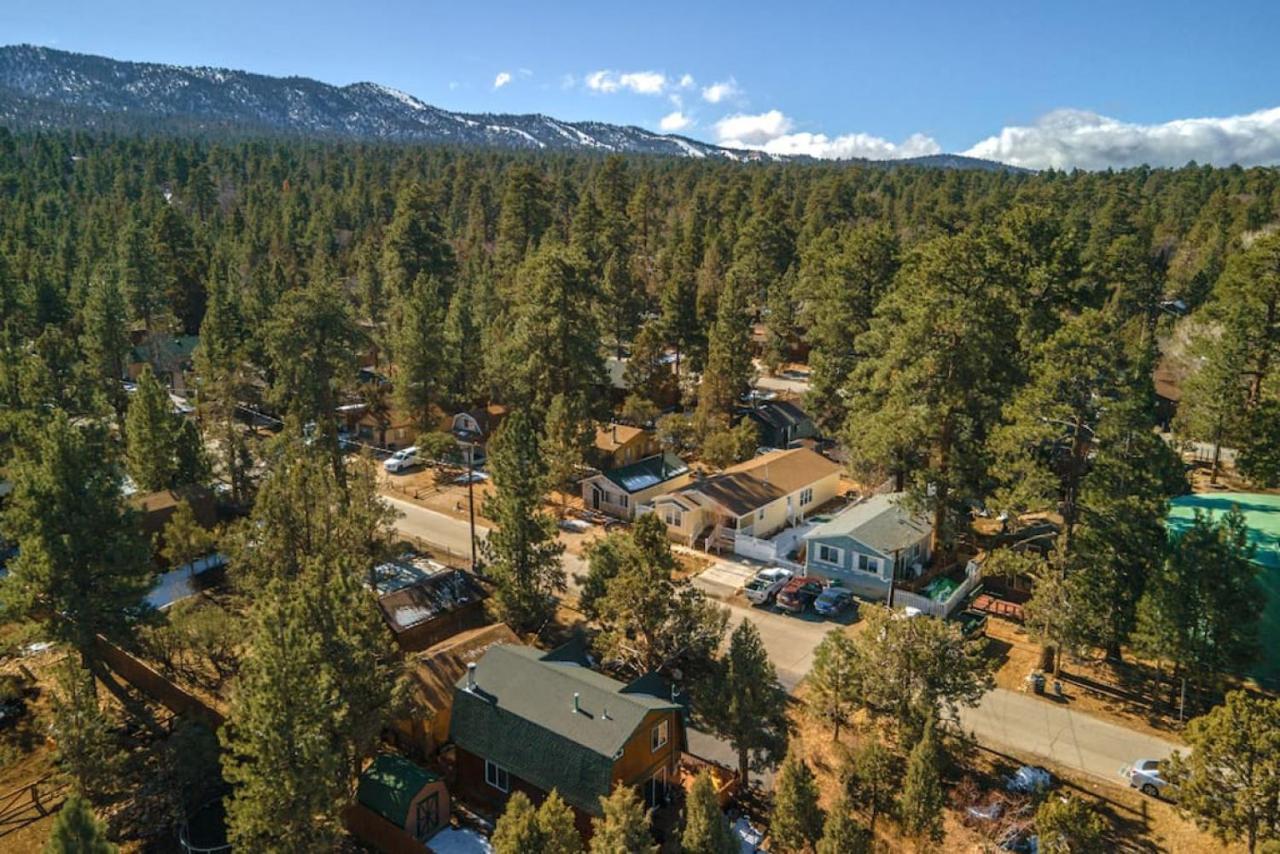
0;45;1017;170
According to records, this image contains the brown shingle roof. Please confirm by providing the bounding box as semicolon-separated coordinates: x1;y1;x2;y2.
678;448;841;517
594;423;645;453
407;623;521;714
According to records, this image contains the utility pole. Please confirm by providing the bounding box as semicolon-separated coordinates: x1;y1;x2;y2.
466;439;478;573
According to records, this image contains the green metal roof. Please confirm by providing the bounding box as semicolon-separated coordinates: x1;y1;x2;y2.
357;754;439;827
448;644;680;814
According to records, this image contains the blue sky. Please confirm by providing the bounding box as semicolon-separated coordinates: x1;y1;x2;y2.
5;0;1280;168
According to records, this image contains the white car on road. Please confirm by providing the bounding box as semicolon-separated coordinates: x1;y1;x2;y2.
743;567;794;605
1122;759;1171;798
383;447;422;474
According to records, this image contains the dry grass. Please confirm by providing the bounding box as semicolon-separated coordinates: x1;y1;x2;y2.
785;686;1236;853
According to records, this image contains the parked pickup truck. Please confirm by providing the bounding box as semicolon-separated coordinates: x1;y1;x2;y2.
743;567;794;605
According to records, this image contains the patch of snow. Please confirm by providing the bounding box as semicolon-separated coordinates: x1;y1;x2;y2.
369;83;430;112
485;124;546;148
671;137;708;158
428;827;493;854
734;816;765;853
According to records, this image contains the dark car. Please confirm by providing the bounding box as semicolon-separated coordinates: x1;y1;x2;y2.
813;586;855;617
776;576;824;614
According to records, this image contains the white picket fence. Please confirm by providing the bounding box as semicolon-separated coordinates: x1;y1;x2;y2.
733;520;814;566
893;560;981;618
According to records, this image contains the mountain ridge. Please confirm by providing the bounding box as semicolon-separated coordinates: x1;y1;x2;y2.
0;45;1021;171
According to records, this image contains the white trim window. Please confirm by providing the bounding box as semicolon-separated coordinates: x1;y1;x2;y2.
857;553;874;574
620;493;629;509
663;506;683;527
815;543;843;566
651;719;670;752
484;760;510;793
799;487;814;506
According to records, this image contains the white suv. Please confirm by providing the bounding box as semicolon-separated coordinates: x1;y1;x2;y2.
383;446;421;474
743;567;794;605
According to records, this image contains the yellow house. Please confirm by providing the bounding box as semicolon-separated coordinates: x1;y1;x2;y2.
642;447;841;551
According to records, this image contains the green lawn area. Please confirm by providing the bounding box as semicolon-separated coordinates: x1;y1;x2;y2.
1168;492;1280;688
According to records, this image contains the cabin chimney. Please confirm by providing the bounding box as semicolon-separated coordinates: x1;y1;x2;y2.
612;423;618;444
466;662;477;691
573;692;581;714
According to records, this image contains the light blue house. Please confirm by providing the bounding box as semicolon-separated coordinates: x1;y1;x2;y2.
802;492;932;600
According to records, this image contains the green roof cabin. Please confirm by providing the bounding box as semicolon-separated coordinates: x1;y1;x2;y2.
346;753;449;852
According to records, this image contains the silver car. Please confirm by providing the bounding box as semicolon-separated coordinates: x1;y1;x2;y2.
1122;759;1170;798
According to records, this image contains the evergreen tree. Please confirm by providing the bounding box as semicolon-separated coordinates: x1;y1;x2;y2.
842;739;898;836
844;231;1015;554
151;204;205;333
591;784;656;854
536;791;584;854
770;747;825;852
43;793;117;854
159;499;216;568
125;366;180;491
698;271;753;420
390;272;449;430
807;629;857;740
380;182;457;298
220;580;348;851
80;275;131;419
815;794;871;854
541;392;594;512
1035;794;1108;854
492;792;541;854
1175;326;1250;483
681;770;738;854
1165;691;1280;854
482;409;566;633
495;164;551;270
705;620;790;782
48;660;123;804
844;606;992;739
0;413;151;672
899;716;946;843
116;215;164;330
1134;508;1262;701
492;242;604;415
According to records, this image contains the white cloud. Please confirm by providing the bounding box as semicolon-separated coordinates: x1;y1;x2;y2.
584;70;697;96
493;71;512;90
518;68;533;77
713;109;941;160
713;110;793;146
964;106;1280;170
701;78;740;104
448;81;460;91
660;111;694;132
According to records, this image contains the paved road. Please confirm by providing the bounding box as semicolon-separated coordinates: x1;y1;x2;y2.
957;687;1181;782
383;493;588;583
389;500;1181;788
693;566;838;690
384;494;487;561
694;552;1182;785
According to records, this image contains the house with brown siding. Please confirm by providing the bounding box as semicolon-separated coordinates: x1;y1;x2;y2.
448;640;684;836
591;423;660;470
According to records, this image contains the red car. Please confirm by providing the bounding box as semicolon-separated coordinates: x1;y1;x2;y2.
776;576;824;614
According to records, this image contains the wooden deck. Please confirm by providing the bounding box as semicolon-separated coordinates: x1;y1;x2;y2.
971;593;1025;623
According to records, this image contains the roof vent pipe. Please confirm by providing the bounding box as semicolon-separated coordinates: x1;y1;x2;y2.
466;662;477;691
573;692;581;714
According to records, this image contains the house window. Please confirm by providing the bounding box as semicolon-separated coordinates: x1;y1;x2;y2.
651;719;669;752
857;554;871;572
799;487;813;506
620;494;629;509
484;760;509;793
757;507;766;521
816;543;842;565
664;507;682;527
